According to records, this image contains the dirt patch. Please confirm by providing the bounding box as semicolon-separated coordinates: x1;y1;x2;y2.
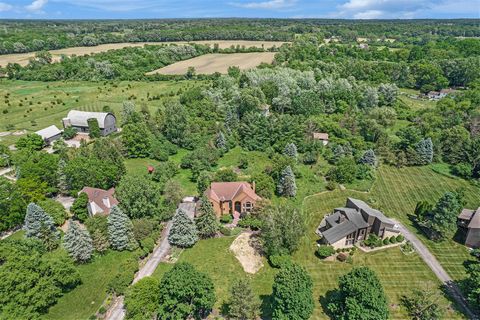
0;41;286;67
229;232;264;274
146;52;276;75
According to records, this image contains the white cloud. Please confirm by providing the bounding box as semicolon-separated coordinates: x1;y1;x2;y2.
334;0;454;19
0;2;12;11
231;0;297;9
26;0;48;12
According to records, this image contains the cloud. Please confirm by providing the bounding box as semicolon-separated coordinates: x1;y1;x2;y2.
26;0;48;12
230;0;297;9
335;0;448;19
52;0;165;12
0;2;12;11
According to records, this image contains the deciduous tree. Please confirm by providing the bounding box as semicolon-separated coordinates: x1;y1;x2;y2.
227;278;261;320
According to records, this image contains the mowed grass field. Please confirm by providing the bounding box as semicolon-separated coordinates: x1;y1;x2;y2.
0;80;203;145
146;52;277;75
0;40;286;67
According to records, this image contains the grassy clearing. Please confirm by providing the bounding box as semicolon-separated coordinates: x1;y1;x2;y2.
43;250;135;320
373;165;479;282
146;52;276;75
0;80;203;145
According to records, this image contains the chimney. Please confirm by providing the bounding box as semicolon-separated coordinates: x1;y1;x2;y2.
252;181;256;192
102;196;111;208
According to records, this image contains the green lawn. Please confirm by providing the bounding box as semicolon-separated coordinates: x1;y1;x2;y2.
43;250;136;320
0;79;203;146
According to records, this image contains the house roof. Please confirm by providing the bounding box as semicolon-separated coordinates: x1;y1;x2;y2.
313;132;329;140
35;125;62;140
65;110;114;129
80;187;118;215
459;209;475;221
347;198;394;225
322;220;357;244
205;181;261;203
468;208;480;229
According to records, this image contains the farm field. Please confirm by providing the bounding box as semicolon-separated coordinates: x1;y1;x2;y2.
0;40;286;67
146;52;276;75
0;80;203;145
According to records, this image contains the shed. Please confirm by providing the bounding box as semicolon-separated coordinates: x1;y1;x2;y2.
35;125;62;145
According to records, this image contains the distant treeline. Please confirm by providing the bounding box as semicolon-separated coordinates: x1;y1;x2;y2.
0;18;479;54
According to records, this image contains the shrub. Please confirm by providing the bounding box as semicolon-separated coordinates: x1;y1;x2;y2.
337;252;348;262
237;216;262;230
383;238;390;245
269;255;293;268
317;245;335;259
364;234;382;248
396;234;404;242
140;237;155;254
219;225;231;236
336;248;342;253
107;258;138;295
326;180;337;191
220;214;233;224
389;236;397;244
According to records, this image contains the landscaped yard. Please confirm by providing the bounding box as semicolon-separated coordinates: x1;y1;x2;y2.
42;250;136;320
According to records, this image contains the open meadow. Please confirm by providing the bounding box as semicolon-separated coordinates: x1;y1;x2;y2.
0;40;286;67
146;52;277;75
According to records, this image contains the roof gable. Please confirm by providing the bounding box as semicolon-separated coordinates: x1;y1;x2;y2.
35;125;62;139
80;187;118;214
206;181;260;202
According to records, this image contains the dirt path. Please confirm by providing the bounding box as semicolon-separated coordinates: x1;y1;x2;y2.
392;219;478;319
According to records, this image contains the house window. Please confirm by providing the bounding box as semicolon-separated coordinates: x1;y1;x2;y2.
244;201;253;212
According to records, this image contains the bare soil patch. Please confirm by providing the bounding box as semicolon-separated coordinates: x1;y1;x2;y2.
147;52;276;75
229;232;264;274
0;40;285;67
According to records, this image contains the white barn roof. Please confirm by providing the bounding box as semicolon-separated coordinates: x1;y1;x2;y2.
35;125;62;140
66;110;113;129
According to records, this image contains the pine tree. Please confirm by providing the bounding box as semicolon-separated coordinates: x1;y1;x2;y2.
415;138;433;165
107;205;135;251
195;197;218;239
277;166;297;197
168;208;198;248
359;149;377;167
63;220;93;263
283;143;298;160
215;131;227;152
227;278;261;320
24;203;59;250
57;158;68;194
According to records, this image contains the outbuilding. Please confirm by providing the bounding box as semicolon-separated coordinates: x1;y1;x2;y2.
35;125;62;145
63;110;117;136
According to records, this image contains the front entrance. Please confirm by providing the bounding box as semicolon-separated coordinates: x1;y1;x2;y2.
234;201;241;213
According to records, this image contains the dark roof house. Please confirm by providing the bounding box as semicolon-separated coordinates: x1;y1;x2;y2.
317;198;400;248
458;207;480;248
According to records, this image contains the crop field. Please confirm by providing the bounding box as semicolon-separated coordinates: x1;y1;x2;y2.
0;80;203;145
146;52;277;75
0;40;286;67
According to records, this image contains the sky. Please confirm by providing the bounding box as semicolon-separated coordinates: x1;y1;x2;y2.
0;0;479;19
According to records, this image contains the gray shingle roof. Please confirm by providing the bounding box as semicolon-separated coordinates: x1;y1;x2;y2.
347;197;394;225
322;220;357;244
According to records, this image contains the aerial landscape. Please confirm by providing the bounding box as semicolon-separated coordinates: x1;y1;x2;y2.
0;1;479;320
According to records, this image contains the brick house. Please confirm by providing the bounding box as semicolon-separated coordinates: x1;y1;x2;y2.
204;181;261;217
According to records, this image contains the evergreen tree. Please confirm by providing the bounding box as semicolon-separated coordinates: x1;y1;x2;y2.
283;143;298;160
70;192;89;222
359;149;377;167
277;166;297;197
427;191;463;240
227;278;261;320
401;285;445;320
63;220;93;263
57;158;68;195
196;171;212;194
415;138;433;165
23;203;59;250
168;208;198;248
195;197;218;239
272;263;314;320
215;131;228;152
107;205;135;251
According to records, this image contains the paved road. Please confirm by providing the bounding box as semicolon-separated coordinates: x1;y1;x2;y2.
393;219;478;320
106;202;196;320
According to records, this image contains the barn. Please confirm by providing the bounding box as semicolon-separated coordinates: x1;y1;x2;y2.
62;110;117;136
